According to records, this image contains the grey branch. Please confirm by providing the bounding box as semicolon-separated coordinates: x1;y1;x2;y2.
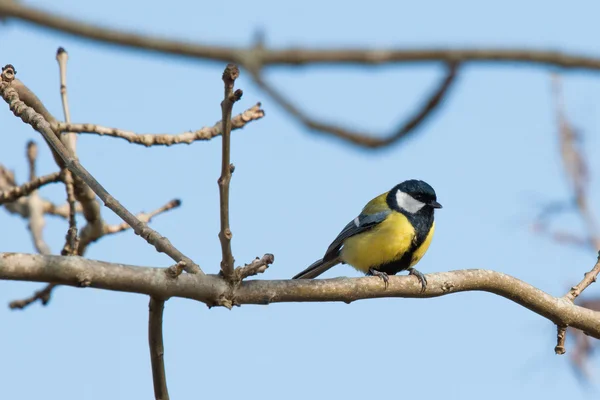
218;64;242;279
0;171;61;204
1;1;600;71
55;103;265;146
2;1;600;149
149;297;170;400
2;253;600;339
0;65;202;275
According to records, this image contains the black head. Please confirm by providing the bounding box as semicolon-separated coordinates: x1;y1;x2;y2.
387;179;442;214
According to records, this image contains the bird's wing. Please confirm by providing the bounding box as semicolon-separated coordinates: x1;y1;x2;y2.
323;210;391;262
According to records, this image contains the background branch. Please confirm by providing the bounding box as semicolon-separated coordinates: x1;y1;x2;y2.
249;61;459;147
0;171;61;204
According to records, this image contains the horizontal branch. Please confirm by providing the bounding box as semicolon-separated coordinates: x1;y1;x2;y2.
2;1;600;71
56;103;264;147
2;252;600;338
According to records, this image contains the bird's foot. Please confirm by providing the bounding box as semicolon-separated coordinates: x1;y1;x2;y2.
368;268;389;289
408;268;427;293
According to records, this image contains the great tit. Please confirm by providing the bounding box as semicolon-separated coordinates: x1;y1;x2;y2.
292;179;441;291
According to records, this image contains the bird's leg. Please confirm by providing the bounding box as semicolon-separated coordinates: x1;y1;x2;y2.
368;267;389;288
408;267;427;293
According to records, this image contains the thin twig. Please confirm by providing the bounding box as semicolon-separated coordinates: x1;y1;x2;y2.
555;325;567;355
76;199;181;255
56;47;79;256
218;64;242;279
8;283;57;309
565;255;600;302
55;104;265;146
235;254;275;280
103;199;182;235
0;171;61;204
148;297;170;400
249;62;459;147
0;164;79;219
0;65;202;274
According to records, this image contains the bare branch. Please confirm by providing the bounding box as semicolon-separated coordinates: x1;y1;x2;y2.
25;141;51;255
218;64;242;279
3;253;600;339
249;62;459;147
149;297;170;400
56;47;79;256
0;65;202;274
8;283;57;309
566;255;600;302
0;171;61;204
555;325;567;355
103;199;182;236
2;2;600;71
56;103;265;146
235;254;275;280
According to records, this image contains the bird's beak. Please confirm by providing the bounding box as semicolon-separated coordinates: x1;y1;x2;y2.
429;200;442;209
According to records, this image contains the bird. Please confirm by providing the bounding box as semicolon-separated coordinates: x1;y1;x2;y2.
292;179;442;291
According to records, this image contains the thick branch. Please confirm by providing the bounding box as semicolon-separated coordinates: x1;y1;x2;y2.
2;253;600;339
0;66;202;274
149;297;170;400
2;2;600;71
56;103;265;146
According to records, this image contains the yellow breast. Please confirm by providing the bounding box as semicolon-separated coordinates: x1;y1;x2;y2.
340;212;415;274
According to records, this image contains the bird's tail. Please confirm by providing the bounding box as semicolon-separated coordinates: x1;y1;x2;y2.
292;257;340;279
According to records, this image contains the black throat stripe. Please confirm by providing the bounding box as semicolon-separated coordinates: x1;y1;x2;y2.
377;192;435;275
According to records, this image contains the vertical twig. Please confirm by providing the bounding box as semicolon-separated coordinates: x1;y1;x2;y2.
56;47;79;255
148;297;169;400
218;64;242;278
25;141;51;255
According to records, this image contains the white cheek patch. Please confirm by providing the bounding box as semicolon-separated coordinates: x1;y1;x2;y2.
395;191;426;213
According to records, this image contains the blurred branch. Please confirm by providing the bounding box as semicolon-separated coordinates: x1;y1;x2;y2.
0;64;202;275
218;64;242;279
148;297;170;400
56;103;265;146
547;74;600;357
249;61;459;147
3;253;600;340
25;141;51;255
8;283;57;309
2;2;600;70
0;170;61;204
551;74;599;249
0;164;80;219
4;1;600;148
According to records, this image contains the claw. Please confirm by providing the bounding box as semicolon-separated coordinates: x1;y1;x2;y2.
368;268;389;289
408;268;427;292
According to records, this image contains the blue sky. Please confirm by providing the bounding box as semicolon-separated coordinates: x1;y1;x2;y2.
2;0;600;399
